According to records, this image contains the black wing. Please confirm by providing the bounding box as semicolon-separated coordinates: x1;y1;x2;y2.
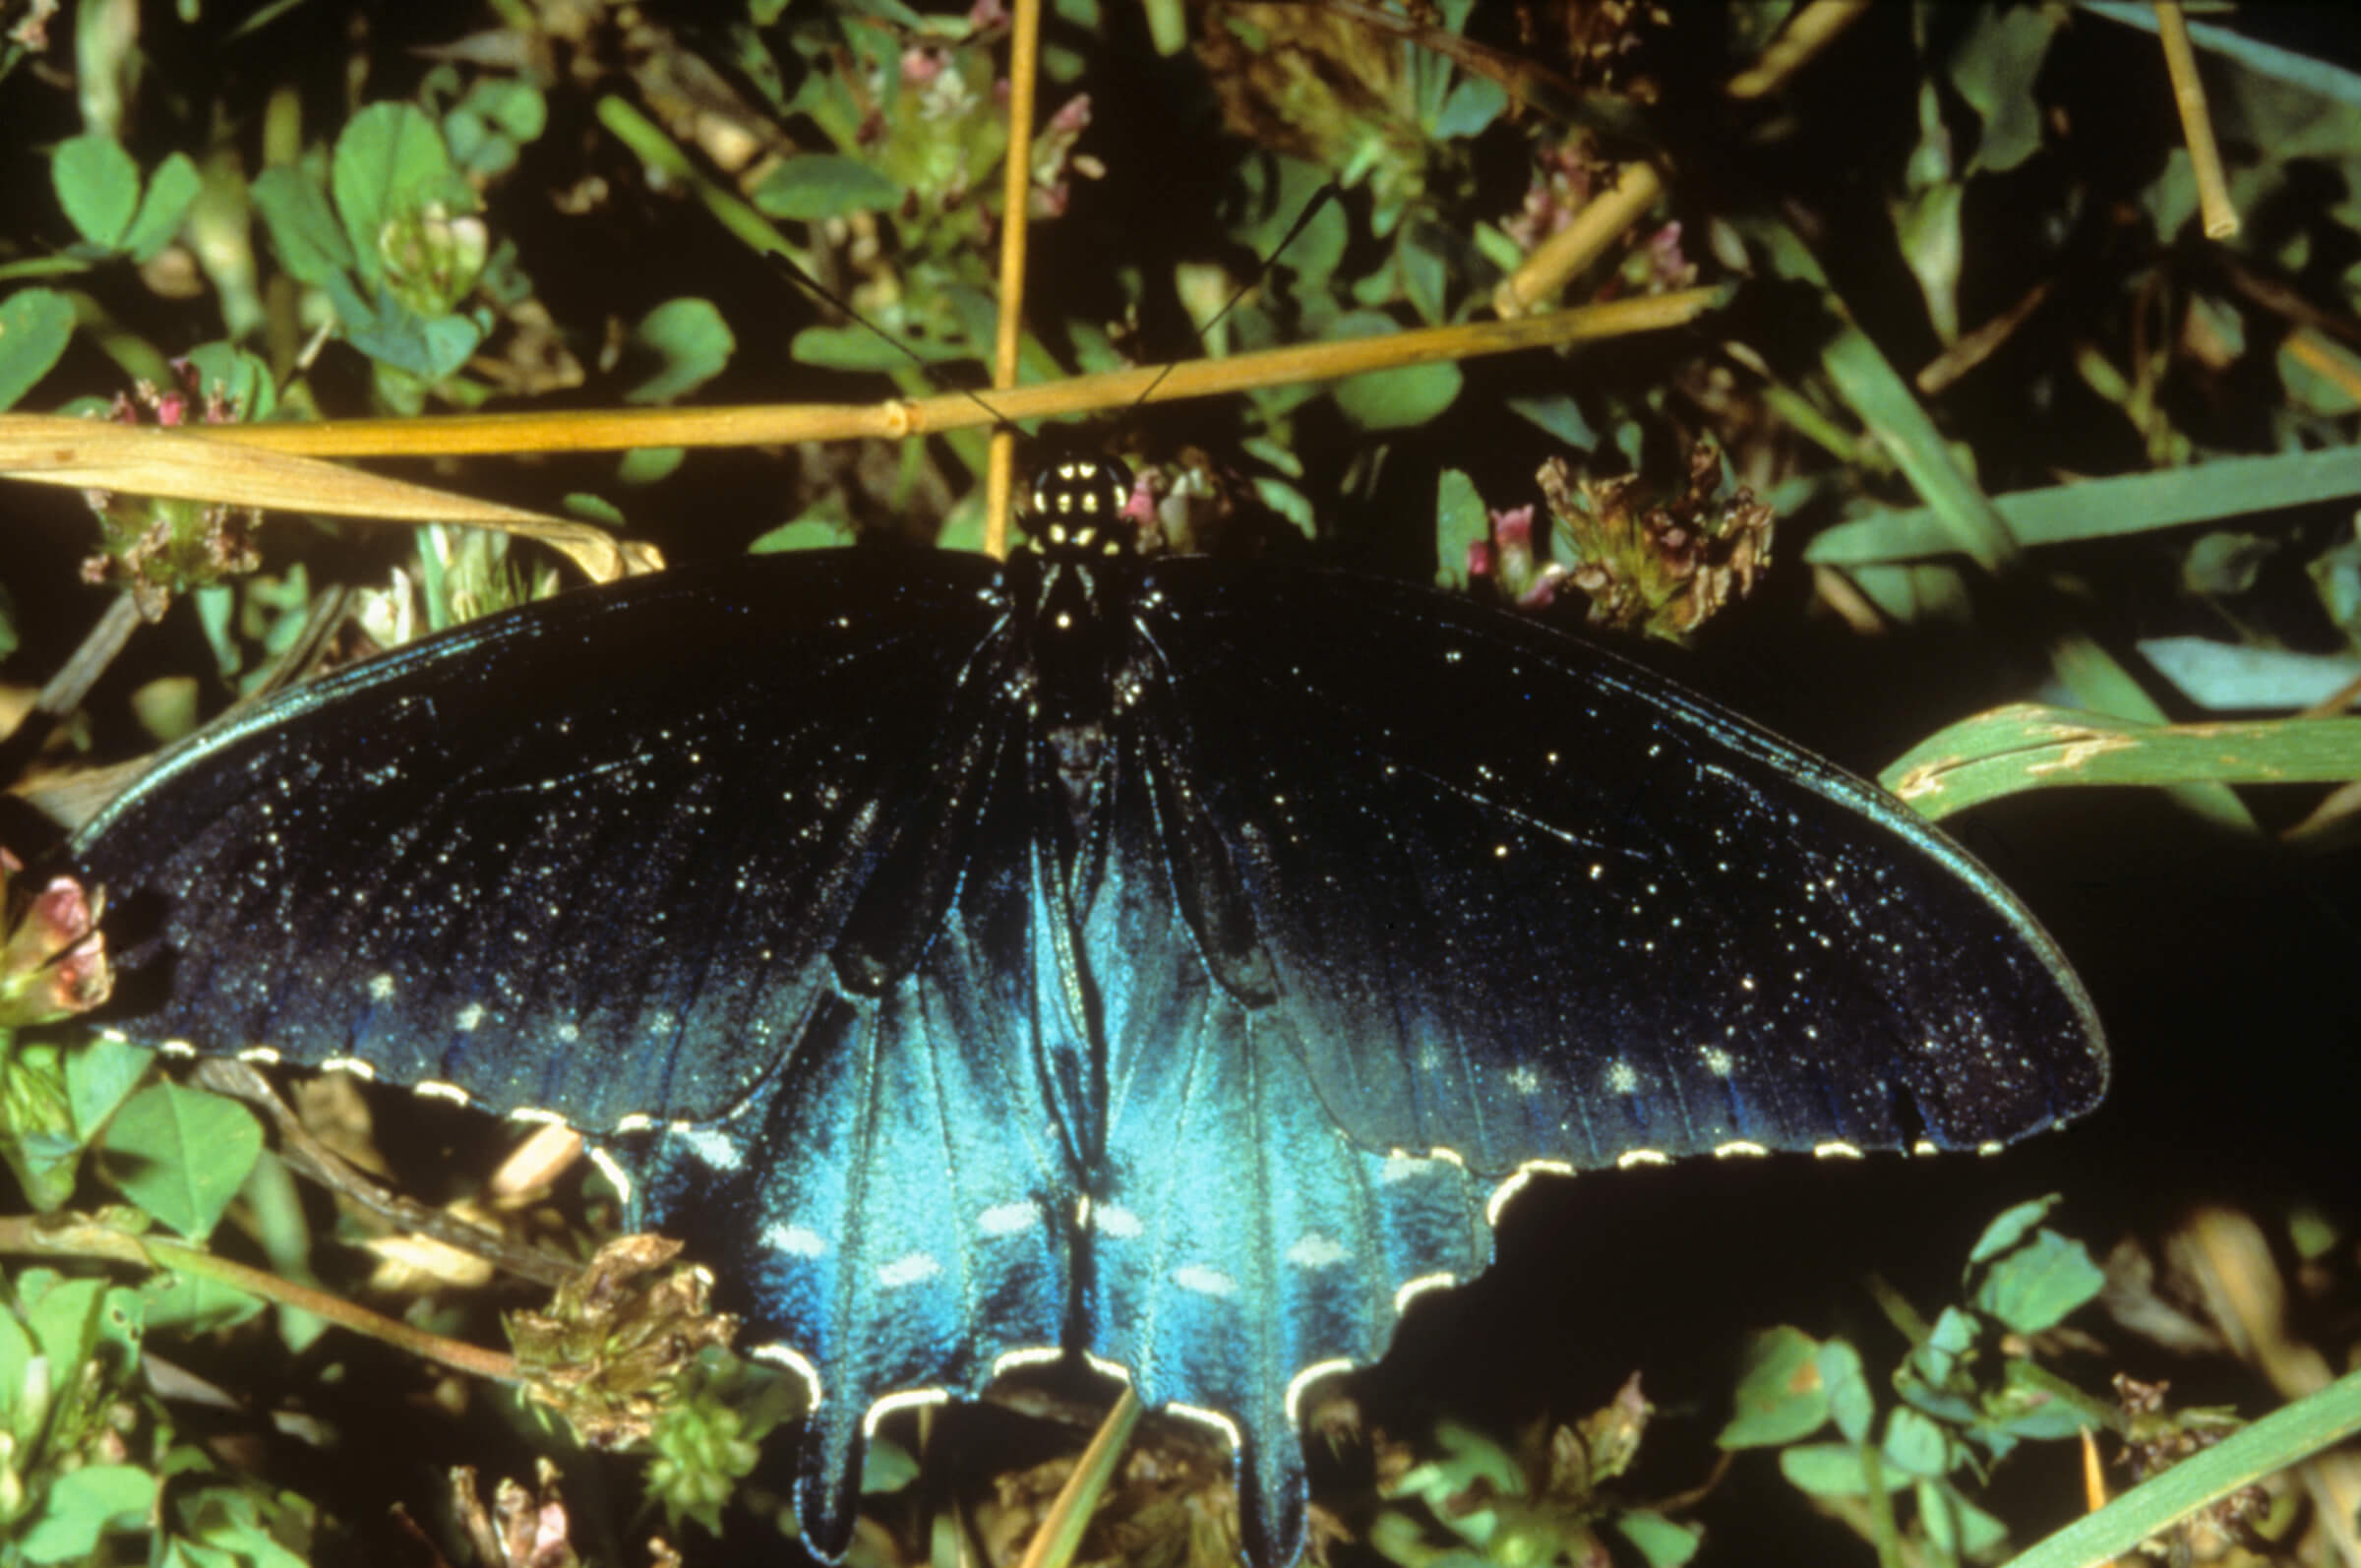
1121;561;2106;1176
73;551;1007;1131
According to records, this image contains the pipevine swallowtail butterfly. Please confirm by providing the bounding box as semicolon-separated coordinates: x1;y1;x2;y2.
65;454;2106;1561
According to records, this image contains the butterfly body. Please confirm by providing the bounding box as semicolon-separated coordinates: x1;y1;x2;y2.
69;466;2105;1559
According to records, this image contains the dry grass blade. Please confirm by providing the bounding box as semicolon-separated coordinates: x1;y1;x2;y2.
0;414;659;583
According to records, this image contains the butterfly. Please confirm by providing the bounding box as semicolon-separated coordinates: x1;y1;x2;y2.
66;454;2106;1561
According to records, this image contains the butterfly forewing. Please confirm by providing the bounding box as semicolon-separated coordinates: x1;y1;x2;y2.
1124;562;2106;1173
76;552;1009;1130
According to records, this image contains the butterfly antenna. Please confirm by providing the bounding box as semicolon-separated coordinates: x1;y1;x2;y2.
764;249;1013;436
1124;181;1342;415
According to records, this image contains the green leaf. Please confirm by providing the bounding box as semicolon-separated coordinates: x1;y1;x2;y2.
625;297;736;404
1433;73;1506;140
754;153;904;220
1968;1194;2060;1264
1720;1326;1829;1448
1973;1229;2105;1334
751;517;854;554
54;132;141;249
332;101;466;285
1880;705;2361;820
0;1306;35;1436
67;1033;153;1137
1334;355;1462;431
1948;2;2059;174
1779;1442;1903;1497
1819;1339;1875;1443
122;151;202;263
139;1269;266;1336
1432;469;1488;589
1880;1407;1951;1479
16;1464;156;1563
618;446;686;485
327;272;484;381
250;167;355;286
175;343;278;420
0;287;77;409
97;1080;264;1239
1614;1509;1701;1567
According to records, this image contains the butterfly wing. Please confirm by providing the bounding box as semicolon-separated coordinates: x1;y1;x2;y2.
73;551;1007;1131
71;550;1084;1550
1124;561;2106;1176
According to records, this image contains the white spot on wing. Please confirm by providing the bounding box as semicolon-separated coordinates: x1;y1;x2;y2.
1285;1234;1350;1270
991;1346;1066;1377
413;1080;472;1106
322;1055;377;1081
1604;1059;1640;1095
369;973;396;1000
765;1224;828;1258
674;1126;743;1171
1094;1205;1144;1238
1813;1141;1863;1160
878;1252;941;1289
455;1002;485;1032
978;1201;1037;1236
1615;1149;1670;1169
1174;1264;1238;1297
1714;1140;1769;1159
1699;1045;1734;1077
236;1046;282;1065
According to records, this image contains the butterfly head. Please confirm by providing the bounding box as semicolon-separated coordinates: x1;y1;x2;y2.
1019;455;1138;562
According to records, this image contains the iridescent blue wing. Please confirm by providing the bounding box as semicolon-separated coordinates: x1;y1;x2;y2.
69;550;1076;1552
1068;561;2105;1556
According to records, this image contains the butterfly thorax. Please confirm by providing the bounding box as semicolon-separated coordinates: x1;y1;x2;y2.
1009;456;1140;731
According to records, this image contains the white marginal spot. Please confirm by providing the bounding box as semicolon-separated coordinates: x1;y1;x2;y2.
369;973;396;1001
99;1028;130;1045
1392;1271;1457;1315
978;1201;1038;1236
1604;1059;1640;1095
1615;1148;1671;1170
1976;1140;2003;1157
1485;1160;1576;1229
1814;1141;1864;1160
413;1080;472;1106
586;1145;634;1205
1377;1150;1429;1184
455;1002;485;1032
1163;1402;1242;1453
1714;1140;1769;1159
675;1125;744;1171
1285;1233;1350;1271
878;1252;941;1289
236;1046;282;1065
991;1346;1066;1378
509;1105;566;1127
1285;1358;1357;1426
750;1343;822;1410
1080;1352;1134;1385
1910;1138;1940;1157
1699;1045;1734;1077
157;1040;197;1058
610;1112;654;1133
1094;1205;1144;1238
765;1224;829;1258
322;1055;377;1081
1174;1264;1238;1297
863;1387;949;1437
